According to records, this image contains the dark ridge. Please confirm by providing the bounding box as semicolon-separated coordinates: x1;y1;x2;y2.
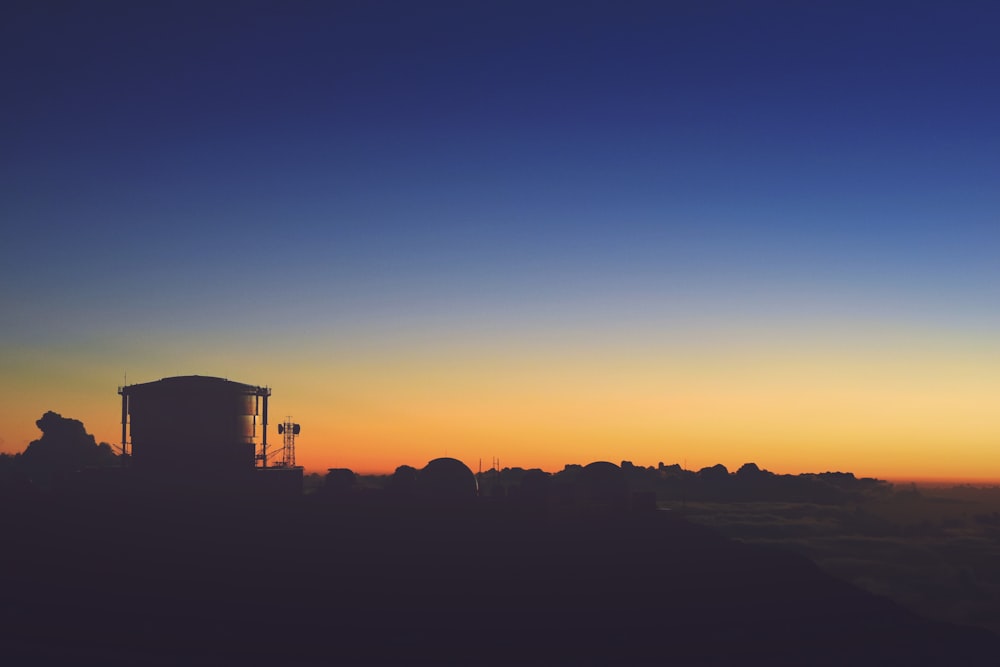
2;414;996;664
0;479;996;666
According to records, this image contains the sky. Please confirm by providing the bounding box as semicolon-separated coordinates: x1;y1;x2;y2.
2;1;999;479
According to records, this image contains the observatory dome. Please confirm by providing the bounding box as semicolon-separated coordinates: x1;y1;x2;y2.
416;457;479;501
577;461;628;509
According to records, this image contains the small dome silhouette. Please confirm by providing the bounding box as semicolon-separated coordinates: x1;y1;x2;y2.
324;468;356;492
386;464;418;497
577;461;628;509
416;457;478;501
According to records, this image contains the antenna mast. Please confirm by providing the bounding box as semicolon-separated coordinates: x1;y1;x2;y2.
275;417;301;468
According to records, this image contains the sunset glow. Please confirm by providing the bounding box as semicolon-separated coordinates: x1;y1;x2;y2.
2;2;998;482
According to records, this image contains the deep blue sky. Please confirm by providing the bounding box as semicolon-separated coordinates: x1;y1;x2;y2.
5;2;998;303
2;1;999;475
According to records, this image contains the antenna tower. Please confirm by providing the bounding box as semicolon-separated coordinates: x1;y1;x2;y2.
275;417;301;467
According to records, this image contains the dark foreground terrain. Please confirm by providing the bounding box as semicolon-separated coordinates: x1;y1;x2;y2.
1;484;997;666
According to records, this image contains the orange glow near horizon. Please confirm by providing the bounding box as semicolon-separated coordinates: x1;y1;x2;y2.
5;0;1000;498
1;326;998;483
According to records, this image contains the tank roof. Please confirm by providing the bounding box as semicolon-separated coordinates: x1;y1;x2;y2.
120;375;269;394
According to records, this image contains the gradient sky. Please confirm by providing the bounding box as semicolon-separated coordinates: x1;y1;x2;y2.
2;1;999;479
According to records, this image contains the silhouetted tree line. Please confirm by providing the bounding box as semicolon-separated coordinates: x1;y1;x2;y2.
310;459;891;514
469;460;890;506
0;411;117;491
1;411;890;508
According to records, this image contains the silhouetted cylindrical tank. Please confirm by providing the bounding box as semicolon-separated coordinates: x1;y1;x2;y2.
120;375;270;475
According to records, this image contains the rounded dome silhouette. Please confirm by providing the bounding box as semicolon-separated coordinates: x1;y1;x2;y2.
385;464;419;498
577;461;628;508
416;457;478;501
324;468;356;492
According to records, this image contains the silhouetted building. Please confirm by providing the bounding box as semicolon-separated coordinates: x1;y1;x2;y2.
324;468;357;495
256;466;305;498
118;375;270;475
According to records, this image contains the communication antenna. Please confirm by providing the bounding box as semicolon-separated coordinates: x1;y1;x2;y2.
275;417;301;468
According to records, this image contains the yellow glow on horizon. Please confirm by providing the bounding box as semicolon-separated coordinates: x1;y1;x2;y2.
2;326;998;482
270;334;1000;480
